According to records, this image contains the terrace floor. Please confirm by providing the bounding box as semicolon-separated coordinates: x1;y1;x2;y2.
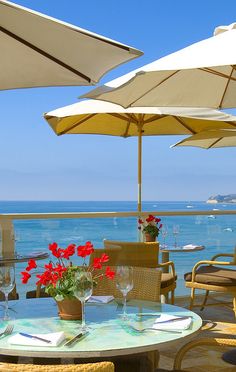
158;293;236;371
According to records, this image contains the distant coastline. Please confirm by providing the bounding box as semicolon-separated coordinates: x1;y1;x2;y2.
207;194;236;204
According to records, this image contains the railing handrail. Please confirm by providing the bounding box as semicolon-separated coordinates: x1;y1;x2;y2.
0;209;236;220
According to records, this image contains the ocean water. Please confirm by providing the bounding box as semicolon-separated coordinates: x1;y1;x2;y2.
0;200;236;298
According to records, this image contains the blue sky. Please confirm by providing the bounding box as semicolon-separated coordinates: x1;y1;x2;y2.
1;0;236;202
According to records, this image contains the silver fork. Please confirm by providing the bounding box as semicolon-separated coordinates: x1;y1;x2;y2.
0;324;14;338
129;325;182;334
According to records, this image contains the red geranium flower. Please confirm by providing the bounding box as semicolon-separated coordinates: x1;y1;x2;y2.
77;241;94;258
26;259;37;271
105;266;115;279
21;271;31;284
21;241;114;300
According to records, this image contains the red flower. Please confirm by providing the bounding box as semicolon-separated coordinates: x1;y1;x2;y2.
100;253;109;263
45;262;53;271
21;271;31;284
26;259;37;272
61;244;76;259
49;242;62;258
138;218;143;224
105;266;115;279
77;241;94;258
146;215;155;223
93;257;102;269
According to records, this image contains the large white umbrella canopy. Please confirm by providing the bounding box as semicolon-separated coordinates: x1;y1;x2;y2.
44;100;236;211
0;0;142;90
83;23;236;109
171;129;236;149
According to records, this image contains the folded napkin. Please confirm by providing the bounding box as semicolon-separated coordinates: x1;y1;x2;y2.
88;295;114;303
8;331;65;347
153;314;192;330
182;244;201;250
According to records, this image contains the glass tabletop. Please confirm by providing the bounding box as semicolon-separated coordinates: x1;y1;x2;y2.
0;252;49;264
0;297;202;358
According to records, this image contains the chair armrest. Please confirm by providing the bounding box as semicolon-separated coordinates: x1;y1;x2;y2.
156;261;176;277
174;337;236;370
191;260;232;281
211;253;235;262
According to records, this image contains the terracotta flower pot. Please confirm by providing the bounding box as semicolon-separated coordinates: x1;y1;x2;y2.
56;298;82;320
145;233;156;242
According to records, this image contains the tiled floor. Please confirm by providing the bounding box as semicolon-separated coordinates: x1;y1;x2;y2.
158;294;236;371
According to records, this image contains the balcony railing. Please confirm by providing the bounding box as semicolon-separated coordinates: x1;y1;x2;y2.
0;209;235;297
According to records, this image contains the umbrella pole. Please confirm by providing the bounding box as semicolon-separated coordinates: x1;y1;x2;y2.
137;119;143;241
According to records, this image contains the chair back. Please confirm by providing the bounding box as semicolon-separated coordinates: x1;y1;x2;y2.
102;240;159;267
92;266;161;302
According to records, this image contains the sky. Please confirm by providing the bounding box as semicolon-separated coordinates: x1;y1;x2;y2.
1;0;236;202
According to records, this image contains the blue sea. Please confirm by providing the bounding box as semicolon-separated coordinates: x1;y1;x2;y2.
1;200;236;298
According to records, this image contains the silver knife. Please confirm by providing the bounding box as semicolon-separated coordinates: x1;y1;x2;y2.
64;332;88;347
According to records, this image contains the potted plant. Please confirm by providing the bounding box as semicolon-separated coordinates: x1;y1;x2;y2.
138;215;162;241
21;241;115;320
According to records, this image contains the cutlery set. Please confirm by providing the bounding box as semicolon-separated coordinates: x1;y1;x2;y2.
0;324;14;338
0;315;192;347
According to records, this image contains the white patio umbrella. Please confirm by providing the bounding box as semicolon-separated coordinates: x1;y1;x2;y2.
0;0;142;90
171;128;236;149
44;100;236;212
82;23;236;109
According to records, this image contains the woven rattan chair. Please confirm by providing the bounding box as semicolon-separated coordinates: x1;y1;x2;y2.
184;250;236;316
0;361;114;372
92;265;161;302
94;240;177;303
156;337;236;371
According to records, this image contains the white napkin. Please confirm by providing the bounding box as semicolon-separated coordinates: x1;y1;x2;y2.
8;331;65;347
153;314;192;330
182;244;200;250
88;295;114;303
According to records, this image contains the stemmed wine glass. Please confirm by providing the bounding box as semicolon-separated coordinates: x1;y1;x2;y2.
173;224;180;248
161;224;168;248
116;266;133;320
0;264;15;321
74;270;93;332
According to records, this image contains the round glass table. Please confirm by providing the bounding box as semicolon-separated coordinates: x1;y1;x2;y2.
0;297;202;359
0;252;49;264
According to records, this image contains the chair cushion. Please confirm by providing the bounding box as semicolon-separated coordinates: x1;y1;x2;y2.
161;273;177;288
184;265;236;286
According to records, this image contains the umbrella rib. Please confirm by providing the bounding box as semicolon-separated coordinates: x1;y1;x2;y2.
174;117;196;134
0;25;92;83
199;66;236;82
109;113;138;124
208;137;223;149
219;67;234;109
57;113;98;135
142;114;166;124
125;70;180;107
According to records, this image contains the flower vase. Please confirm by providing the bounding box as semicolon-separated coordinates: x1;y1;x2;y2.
145;233;156;242
56;298;82;320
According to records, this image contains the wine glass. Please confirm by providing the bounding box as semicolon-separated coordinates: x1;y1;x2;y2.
74;270;93;332
116;266;133;320
173;224;180;248
0;265;15;321
161;224;168;248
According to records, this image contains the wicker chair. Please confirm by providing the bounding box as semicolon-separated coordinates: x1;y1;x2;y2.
95;240;177;303
184;250;236;316
92;265;161;302
156;337;236;371
0;361;114;372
